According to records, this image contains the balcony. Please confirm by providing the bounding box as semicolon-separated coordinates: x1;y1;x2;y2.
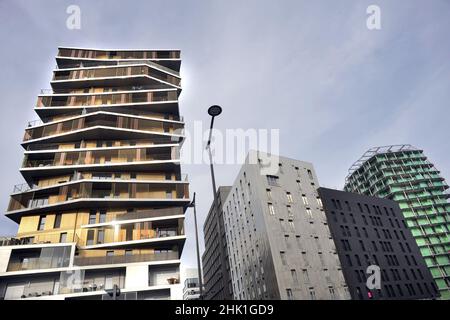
23;112;184;143
73;250;179;266
78;220;184;248
22;146;176;169
57;48;181;72
5;245;71;272
0;233;72;247
103;207;185;224
51;65;181;90
7;181;190;217
24;139;179;152
36;90;178;113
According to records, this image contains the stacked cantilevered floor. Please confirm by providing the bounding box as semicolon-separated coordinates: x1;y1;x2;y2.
0;47;189;300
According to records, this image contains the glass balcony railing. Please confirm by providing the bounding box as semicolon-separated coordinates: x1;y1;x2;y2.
23;113;184;141
107;207;185;223
53;65;181;87
79;223;184;247
56;60;180;77
8;182;190;212
73;250;179;266
6;246;71;272
22;147;175;169
25;138;178;151
13;173;188;195
37;90;178;108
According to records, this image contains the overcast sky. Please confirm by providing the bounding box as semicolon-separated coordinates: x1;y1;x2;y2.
0;0;449;272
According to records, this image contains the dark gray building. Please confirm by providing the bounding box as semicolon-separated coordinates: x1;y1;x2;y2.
318;187;440;300
201;186;233;300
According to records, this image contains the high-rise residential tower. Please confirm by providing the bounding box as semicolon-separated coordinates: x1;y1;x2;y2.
0;47;189;300
201;186;233;300
223;151;350;300
344;145;450;299
318;187;439;300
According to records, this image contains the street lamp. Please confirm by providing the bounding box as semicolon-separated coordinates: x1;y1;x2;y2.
205;105;228;299
188;192;204;299
206;105;222;196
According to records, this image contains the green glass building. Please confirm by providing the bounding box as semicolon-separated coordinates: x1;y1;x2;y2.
344;145;450;299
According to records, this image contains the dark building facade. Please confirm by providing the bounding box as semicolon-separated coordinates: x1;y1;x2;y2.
201;186;233;300
318;187;439;300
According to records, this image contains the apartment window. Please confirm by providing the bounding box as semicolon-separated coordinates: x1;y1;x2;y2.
38;216;46;231
267;175;279;186
86;230;95;245
268;203;276;215
345;201;351;211
301;195;309;205
286;289;294;300
287;205;293;217
316;197;323;207
318;252;325;265
288;220;295;231
307;169;313;180
89;210;97;224
346;254;352;266
309;288;316;300
355;254;361;266
97;230;105;244
125;250;133;256
266;189;272;200
106;250;114;257
302;269;310;282
291;269;298;284
59;232;67;243
99;210;107;223
329;287;336;299
286;192;293;203
285;235;290;249
306;209;313;219
54;214;62;229
359;240;366;251
280;252;287;265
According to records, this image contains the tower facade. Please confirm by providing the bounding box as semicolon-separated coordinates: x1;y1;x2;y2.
223;151;350;300
319;187;439;300
202;186;233;300
0;47;189;300
344;145;450;299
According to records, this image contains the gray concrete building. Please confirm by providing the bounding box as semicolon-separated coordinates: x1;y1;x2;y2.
222;151;350;300
201;186;233;300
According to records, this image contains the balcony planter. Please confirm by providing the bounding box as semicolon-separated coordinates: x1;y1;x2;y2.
167;277;179;285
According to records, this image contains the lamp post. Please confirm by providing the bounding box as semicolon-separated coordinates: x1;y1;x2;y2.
206;105;222;200
205;105;228;299
188;192;204;299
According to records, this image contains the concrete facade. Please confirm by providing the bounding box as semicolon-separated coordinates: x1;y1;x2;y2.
223;151;350;300
201;186;233;300
319;187;439;300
